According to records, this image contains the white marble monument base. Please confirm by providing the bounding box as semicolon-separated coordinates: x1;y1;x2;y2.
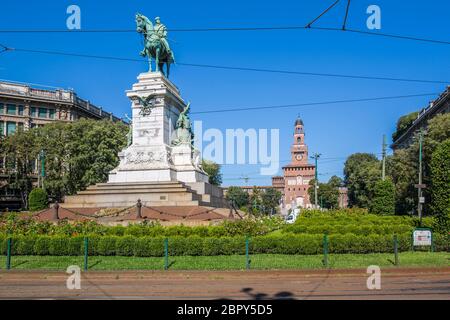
108;167;208;184
108;167;177;183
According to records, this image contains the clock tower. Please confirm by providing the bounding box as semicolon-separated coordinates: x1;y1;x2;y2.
291;117;308;165
271;116;316;209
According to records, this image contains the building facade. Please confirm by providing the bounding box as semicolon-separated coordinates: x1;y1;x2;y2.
0;80;123;210
392;86;450;150
272;117;316;210
0;80;122;136
224;117;349;213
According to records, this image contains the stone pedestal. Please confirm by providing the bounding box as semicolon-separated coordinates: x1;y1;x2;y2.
108;72;208;184
62;72;230;215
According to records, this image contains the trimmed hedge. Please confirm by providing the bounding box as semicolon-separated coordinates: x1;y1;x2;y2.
0;233;448;257
282;224;414;236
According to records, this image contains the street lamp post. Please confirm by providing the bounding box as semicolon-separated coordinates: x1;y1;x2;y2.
39;149;46;189
311;153;321;209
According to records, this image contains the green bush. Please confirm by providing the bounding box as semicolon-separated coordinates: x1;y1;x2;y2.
14;236;37;255
116;236;135;256
133;237;165;257
3;233;442;257
28;188;48;212
47;236;83;256
97;236;117;256
33;237;51;255
369;179;396;215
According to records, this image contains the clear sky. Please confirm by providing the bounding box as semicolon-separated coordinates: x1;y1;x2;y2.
0;0;449;186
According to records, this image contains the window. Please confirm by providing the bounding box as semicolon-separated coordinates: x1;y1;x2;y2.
6;122;16;136
18;122;24;131
6;104;16;115
38;107;47;118
31;107;37;117
0;121;4;136
0;103;4;114
49;108;55;119
18;105;24;116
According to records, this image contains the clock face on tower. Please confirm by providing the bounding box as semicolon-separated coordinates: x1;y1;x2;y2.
296;154;303;161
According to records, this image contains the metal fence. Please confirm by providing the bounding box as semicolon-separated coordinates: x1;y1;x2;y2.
2;234;435;271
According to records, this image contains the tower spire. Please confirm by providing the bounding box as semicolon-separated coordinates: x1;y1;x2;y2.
291;117;308;164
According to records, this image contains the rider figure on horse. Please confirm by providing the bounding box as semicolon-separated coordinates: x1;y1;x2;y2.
154;17;173;59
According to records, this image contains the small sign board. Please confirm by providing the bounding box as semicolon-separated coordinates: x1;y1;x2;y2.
413;228;432;246
419;197;425;204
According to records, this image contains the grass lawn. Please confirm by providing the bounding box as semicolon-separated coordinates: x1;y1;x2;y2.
0;252;448;271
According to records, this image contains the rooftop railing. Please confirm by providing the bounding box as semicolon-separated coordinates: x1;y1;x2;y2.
0;81;122;121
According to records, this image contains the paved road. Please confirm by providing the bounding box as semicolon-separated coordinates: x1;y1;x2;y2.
0;267;449;300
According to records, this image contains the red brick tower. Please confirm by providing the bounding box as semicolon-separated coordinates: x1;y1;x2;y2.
282;117;316;208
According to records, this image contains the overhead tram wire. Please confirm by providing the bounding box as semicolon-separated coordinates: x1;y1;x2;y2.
176;62;449;84
0;44;12;54
0;25;449;45
342;0;352;30
5;46;449;85
1;47;443;114
305;0;341;28
191;93;439;115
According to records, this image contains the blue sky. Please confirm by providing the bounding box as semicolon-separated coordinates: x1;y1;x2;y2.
1;0;449;186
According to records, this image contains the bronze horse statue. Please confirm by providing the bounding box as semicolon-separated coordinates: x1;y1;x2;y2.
135;13;175;78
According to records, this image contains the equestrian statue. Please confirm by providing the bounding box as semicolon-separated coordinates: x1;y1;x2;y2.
135;14;175;78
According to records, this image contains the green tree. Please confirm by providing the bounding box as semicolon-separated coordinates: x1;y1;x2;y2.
328;175;343;188
369;179;395;215
308;176;341;209
260;187;282;215
344;153;381;208
1;119;128;203
0;127;39;208
202;159;222;185
430;139;450;233
249;186;263;215
65;119;128;195
392;111;419;141
225;186;249;208
389;113;450;215
36;119;127;200
28;187;48;211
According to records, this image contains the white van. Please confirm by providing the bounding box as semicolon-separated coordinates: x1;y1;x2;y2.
286;208;300;224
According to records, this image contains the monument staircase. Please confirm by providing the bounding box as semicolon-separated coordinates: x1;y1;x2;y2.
63;180;226;209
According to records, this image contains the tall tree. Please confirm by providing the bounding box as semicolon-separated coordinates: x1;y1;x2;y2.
260;187;282;215
430;139;450;233
225;186;249;208
344;153;381;208
202;159;222;186
249;186;263;214
0;127;39;208
392;111;419;142
1;119;128;203
369;178;396;215
308;176;341;209
389;113;450;215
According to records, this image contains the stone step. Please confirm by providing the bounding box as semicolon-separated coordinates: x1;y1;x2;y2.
61;200;202;208
78;187;191;195
95;181;184;187
61;180;226;209
91;183;186;190
64;188;203;205
88;185;186;191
